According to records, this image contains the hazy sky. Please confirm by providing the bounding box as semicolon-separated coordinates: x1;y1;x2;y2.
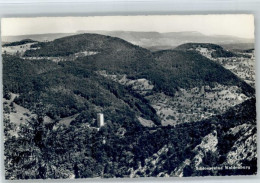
1;15;255;39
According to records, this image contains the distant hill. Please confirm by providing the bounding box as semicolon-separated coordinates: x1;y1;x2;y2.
151;49;254;96
175;43;238;58
3;39;37;47
221;43;255;51
78;30;254;51
23;33;254;96
23;33;154;77
2;31;254;51
2;33;76;43
176;43;226;50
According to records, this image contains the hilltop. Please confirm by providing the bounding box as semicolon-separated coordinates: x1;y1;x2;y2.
23;34;254;96
176;42;256;88
152;49;253;95
175;43;239;58
3;39;37;47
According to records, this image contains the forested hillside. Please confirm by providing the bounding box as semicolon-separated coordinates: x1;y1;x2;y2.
23;34;254;95
4;97;256;178
176;43;238;58
151;50;254;96
3;54;160;125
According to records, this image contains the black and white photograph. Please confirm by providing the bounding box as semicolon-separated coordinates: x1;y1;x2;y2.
1;15;257;179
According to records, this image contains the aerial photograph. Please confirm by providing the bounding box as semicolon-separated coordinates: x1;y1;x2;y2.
1;15;256;179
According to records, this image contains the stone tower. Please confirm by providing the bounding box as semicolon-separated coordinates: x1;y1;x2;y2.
97;113;104;127
200;86;205;95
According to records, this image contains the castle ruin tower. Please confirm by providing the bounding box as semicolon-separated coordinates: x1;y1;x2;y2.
200;86;205;96
97;113;104;128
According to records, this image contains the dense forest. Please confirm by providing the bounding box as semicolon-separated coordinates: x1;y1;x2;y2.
151;50;254;96
3;54;160;124
4;97;256;178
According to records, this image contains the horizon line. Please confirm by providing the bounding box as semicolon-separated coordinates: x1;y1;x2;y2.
1;30;254;40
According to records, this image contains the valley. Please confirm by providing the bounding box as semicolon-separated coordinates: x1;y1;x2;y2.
97;71;249;126
148;84;248;126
